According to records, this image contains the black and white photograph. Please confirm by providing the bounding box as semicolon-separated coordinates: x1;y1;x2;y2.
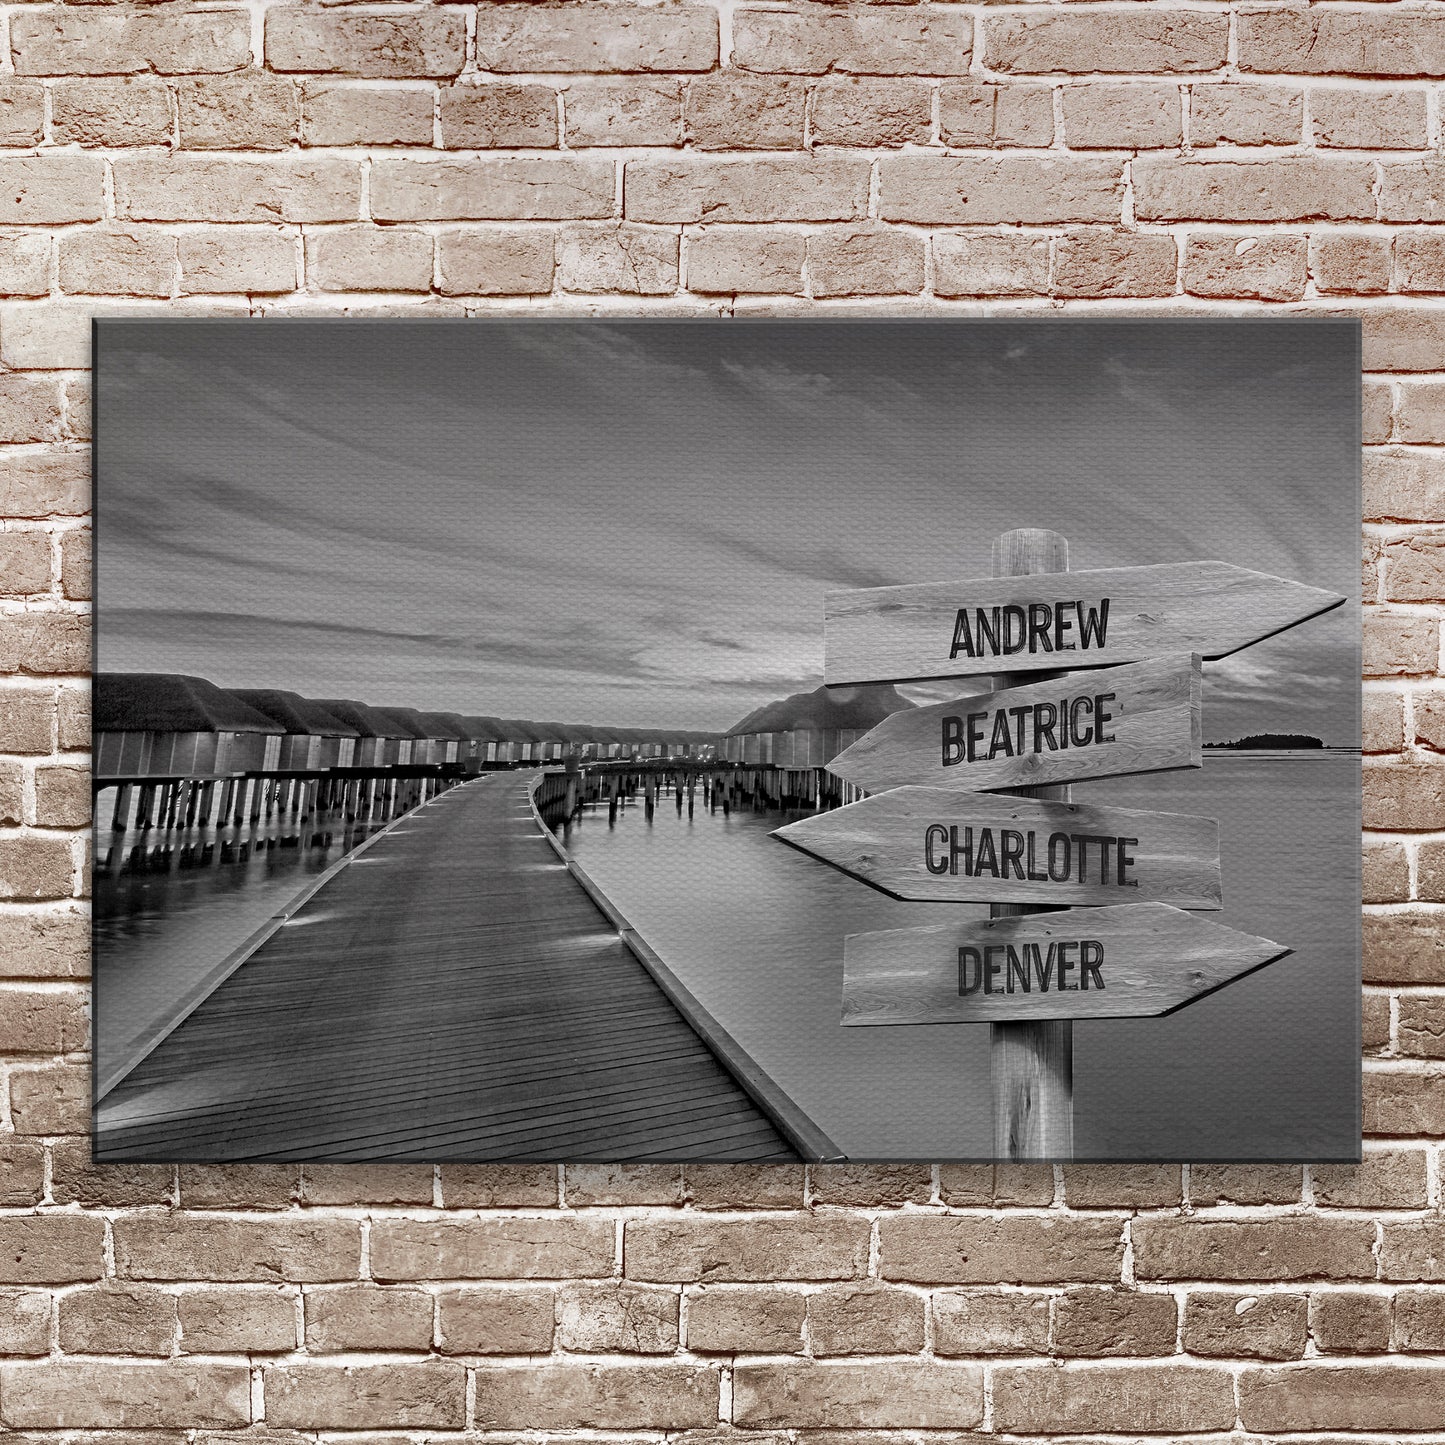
92;316;1361;1164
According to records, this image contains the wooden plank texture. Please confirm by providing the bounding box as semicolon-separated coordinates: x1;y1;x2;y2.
773;787;1222;909
95;772;796;1163
828;653;1202;795
824;560;1346;685
842;902;1291;1025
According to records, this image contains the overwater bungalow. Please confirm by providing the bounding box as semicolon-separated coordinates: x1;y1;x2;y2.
311;699;414;768
95;673;285;778
456;716;510;764
228;689;359;771
723;684;915;768
421;711;477;765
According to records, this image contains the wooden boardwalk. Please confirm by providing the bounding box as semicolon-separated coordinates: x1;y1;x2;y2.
96;772;796;1162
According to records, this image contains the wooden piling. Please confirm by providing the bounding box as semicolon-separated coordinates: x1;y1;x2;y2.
989;527;1075;1162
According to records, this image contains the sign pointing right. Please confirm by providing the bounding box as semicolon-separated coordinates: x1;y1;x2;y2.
824;559;1345;686
842;902;1292;1026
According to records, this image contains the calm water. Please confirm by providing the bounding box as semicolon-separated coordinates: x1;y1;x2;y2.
94;812;397;1073
563;755;1362;1161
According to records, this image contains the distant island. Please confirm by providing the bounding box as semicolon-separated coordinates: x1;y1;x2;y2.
1203;734;1325;750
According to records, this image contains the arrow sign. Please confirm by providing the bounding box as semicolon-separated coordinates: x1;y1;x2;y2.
828;653;1201;796
840;903;1291;1025
774;788;1222;909
824;560;1346;686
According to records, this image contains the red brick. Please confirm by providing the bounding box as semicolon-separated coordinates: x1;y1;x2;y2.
1183;234;1306;301
304;1285;433;1353
809;1164;931;1207
0;1288;50;1357
938;1165;1054;1206
1052;230;1177;299
807;225;925;298
1364;690;1405;752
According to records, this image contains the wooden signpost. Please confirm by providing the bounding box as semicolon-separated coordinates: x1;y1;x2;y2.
777;526;1347;1162
773;788;1223;909
824;559;1346;687
840;903;1291;1026
827;653;1201;795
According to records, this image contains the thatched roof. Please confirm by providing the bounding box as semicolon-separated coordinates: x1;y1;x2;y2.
727;684;915;737
312;699;414;739
457;715;508;742
229;689;360;737
416;710;474;741
370;706;433;740
96;673;284;735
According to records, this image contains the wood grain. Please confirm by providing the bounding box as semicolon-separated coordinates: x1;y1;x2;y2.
96;772;796;1163
773;787;1223;909
842;902;1291;1025
827;653;1202;795
824;559;1346;685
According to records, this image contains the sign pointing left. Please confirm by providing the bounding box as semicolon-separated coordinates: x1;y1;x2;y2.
841;903;1291;1026
773;787;1223;910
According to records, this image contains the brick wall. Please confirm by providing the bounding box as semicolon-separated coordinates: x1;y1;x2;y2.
0;0;1442;1436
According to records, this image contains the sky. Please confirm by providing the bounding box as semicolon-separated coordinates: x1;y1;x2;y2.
96;318;1361;744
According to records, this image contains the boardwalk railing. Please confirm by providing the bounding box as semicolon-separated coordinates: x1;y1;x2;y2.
527;770;846;1163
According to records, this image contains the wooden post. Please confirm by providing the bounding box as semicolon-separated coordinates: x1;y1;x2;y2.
990;527;1075;1161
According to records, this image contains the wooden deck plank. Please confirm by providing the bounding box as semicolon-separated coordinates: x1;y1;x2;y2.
97;772;794;1162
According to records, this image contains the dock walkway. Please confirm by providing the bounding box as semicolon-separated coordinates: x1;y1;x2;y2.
96;772;794;1161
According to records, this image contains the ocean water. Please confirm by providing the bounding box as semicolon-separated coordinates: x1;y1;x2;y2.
562;754;1362;1161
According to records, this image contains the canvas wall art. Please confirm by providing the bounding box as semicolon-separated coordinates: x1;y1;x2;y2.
92;317;1361;1163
